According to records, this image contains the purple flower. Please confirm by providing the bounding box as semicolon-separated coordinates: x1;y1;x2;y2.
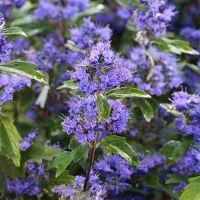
52;172;106;199
133;0;176;37
62;96;129;144
171;147;200;175
35;0;89;21
15;0;26;8
20;132;37;151
26;163;46;176
5;162;47;197
72;42;133;94
171;91;200;112
12;38;30;57
34;43;59;72
134;153;165;174
70;17;112;50
0;74;31;106
27;132;37;140
128;45;182;96
183;68;200;90
171;91;200;142
0;13;5;26
174;182;187;192
73;176;85;187
20;140;31;151
180;27;200;43
117;6;132;21
0;0;25;8
95;155;132;195
0;34;12;64
96;155;132;179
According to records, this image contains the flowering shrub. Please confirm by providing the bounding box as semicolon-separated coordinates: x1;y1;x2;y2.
0;0;200;200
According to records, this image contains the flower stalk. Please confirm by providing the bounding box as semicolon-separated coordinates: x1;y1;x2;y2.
83;142;96;191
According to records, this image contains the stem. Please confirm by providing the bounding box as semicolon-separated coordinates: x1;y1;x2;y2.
58;0;67;43
83;143;96;191
58;19;66;42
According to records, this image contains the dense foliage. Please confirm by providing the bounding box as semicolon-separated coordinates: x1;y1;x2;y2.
0;0;200;199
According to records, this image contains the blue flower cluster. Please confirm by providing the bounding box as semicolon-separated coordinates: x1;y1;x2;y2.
171;146;200;176
0;74;31;106
0;0;25;8
52;173;106;200
66;17;112;67
134;0;176;37
0;14;12;63
0;15;31;107
0;34;12;63
35;0;89;21
174;182;187;192
6;178;40;196
34;43;59;72
95;153;165;198
180;27;200;44
6;162;48;196
62;96;129;144
72;41;133;94
171;91;200;143
0;0;25;19
0;0;25;14
71;18;112;50
129;46;182;96
134;153;165;174
1;0;200;199
12;38;30;57
95;155;132;195
20;132;37;151
184;65;200;90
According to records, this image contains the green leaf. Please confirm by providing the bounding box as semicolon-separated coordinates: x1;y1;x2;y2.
183;62;200;75
101;135;139;167
0;113;21;167
142;175;162;188
194;193;200;200
69;140;88;161
0;61;45;84
49;170;74;186
165;174;186;184
0;155;24;178
21;141;61;164
57;80;79;90
115;0;139;7
160;103;184;117
11;1;36;19
160;140;185;165
77;2;105;18
180;176;200;200
49;151;74;177
145;50;155;81
65;40;86;54
154;38;199;55
35;85;50;108
132;98;157;122
188;176;200;183
50;142;88;177
106;86;151;99
96;96;111;121
69;140;80;150
72;144;88;163
3;27;27;40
